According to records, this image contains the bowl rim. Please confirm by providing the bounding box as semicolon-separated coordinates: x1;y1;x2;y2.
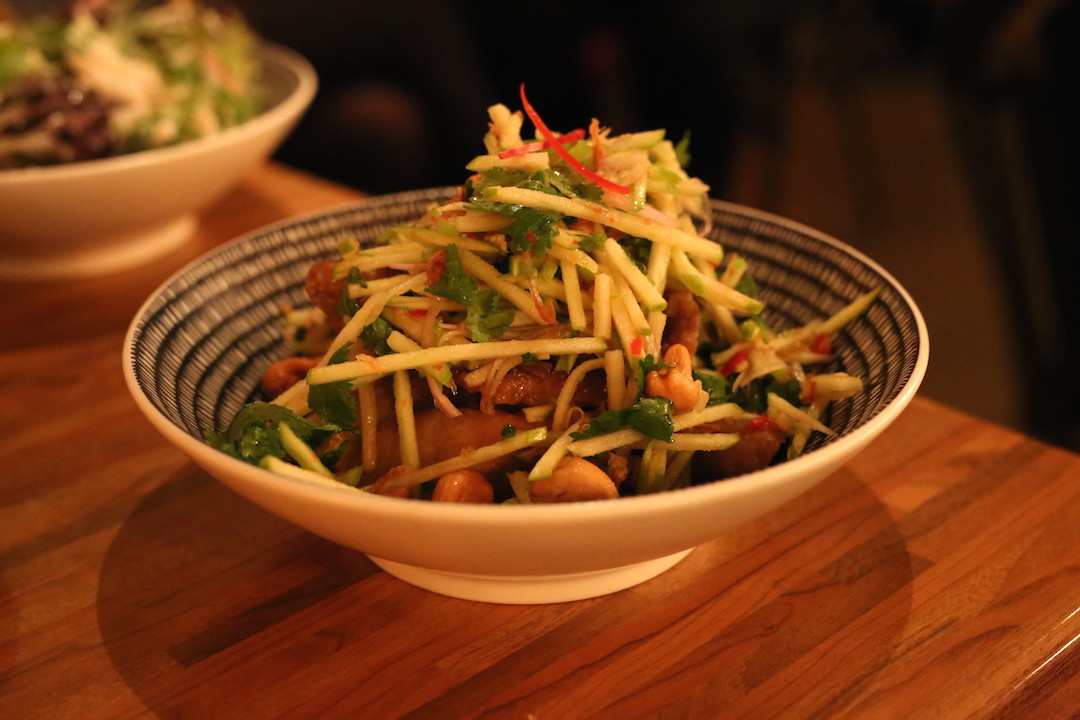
0;40;317;184
123;192;930;526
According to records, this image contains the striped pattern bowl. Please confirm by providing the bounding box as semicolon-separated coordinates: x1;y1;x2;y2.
123;189;928;604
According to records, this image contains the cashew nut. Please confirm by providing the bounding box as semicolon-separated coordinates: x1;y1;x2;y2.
528;457;618;503
432;470;494;504
645;343;701;413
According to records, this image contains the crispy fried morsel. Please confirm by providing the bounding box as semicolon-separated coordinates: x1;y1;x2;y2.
338;407;538;479
304;260;347;330
305;262;403;331
368;373;433;421
456;362;606;408
603;452;629;486
662;288;701;356
693;417;786;479
315;430;352;457
261;356;320;398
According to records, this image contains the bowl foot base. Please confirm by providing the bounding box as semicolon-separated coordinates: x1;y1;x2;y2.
368;549;695;604
0;214;196;281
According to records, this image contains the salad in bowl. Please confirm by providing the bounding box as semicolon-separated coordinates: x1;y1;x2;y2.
0;0;315;280
125;84;926;601
1;0;261;168
208;85;878;505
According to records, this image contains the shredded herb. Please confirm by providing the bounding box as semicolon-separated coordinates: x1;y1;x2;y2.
466;289;514;342
205;402;339;465
468;172;567;255
337;282;360;319
346;266;368;288
427;244;478;305
577;231;607;253
307;345;357;428
571;397;675;443
735;375;801;414
359;316;394;356
735;274;758;299
693;369;730;406
621;236;653;273
503;204;562;255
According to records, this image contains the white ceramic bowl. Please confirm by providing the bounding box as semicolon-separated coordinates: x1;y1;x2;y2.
123;189;929;604
0;42;317;281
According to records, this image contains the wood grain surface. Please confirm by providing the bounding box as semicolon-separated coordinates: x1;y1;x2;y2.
2;163;1079;720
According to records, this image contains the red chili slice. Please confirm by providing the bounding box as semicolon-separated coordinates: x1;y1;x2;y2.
519;84;631;195
811;333;833;355
720;348;749;376
498;128;586;159
743;416;780;435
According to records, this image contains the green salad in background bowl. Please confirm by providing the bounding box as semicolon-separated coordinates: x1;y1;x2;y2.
0;0;317;281
0;0;262;167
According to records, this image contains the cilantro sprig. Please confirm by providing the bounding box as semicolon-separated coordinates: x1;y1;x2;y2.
307;345;358;428
205;402;340;465
571;397;675;443
466;289;514;342
427;244;513;342
427;244;478;304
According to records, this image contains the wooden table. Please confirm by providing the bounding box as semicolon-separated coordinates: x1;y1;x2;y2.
3;163;1079;720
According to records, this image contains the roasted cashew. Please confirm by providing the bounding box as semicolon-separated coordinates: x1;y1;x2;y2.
529;457;618;503
645;343;700;413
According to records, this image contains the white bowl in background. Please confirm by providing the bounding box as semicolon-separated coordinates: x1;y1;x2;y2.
124;189;929;604
0;42;317;281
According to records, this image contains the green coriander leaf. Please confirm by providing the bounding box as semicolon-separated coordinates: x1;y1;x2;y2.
346;266;368;288
471;167;537;193
501;204;562;255
735;274;758;299
465;289;513;342
205;401;339;465
307;346;357;428
337;280;360;319
735;375;801;414
468;173;563;255
693;369;730;406
427;244;478;305
577;231;607;253
571;397;675;443
621;236;653;273
359;316;394;356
